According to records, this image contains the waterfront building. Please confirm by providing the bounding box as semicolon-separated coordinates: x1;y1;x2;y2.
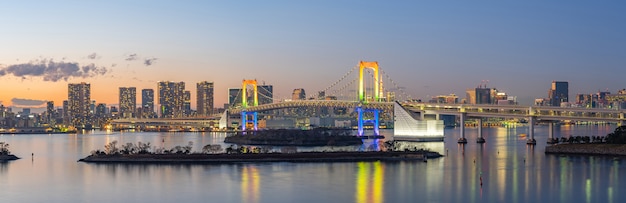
197;81;214;116
119;87;136;118
68;82;91;128
549;81;568;106
158;81;185;118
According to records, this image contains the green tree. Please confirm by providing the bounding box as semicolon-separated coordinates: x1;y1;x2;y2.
0;142;10;155
607;126;626;144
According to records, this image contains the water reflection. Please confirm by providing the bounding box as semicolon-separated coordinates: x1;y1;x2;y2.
241;165;260;203
355;162;384;203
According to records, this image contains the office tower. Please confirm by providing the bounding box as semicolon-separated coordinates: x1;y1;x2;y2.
158;81;185;118
197;81;214;116
292;88;306;100
549;81;568;106
95;103;107;118
141;89;155;118
119;87;136;118
184;90;191;116
68;82;91;127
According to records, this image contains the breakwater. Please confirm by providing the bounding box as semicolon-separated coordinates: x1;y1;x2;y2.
545;144;626;156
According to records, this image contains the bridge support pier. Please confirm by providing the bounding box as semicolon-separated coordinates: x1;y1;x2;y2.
458;113;467;144
527;116;536;145
547;122;557;144
241;111;258;131
356;107;380;137
476;119;485;143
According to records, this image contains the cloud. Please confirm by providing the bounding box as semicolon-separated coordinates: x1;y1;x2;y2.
0;59;108;82
125;53;138;61
11;98;47;107
144;58;158;66
87;52;100;59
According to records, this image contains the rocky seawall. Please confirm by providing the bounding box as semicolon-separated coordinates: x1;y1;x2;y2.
545;144;626;156
78;151;442;163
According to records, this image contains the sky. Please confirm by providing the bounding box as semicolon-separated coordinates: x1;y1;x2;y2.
0;1;625;112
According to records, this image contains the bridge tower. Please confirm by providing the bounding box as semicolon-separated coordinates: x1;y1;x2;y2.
241;79;259;131
358;61;383;103
356;61;383;137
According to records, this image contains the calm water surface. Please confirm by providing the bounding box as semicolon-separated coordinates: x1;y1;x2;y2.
0;124;624;203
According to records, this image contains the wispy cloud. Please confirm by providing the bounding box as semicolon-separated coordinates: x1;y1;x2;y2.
125;53;138;61
144;58;158;66
87;52;100;60
11;98;47;107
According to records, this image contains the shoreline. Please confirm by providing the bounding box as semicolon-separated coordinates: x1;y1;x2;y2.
545;144;626;156
78;151;442;164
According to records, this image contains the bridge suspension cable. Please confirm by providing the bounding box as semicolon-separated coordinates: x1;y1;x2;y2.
317;65;358;99
257;86;275;103
380;68;414;101
329;77;357;100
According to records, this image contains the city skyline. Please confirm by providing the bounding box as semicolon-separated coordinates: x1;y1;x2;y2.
1;1;625;111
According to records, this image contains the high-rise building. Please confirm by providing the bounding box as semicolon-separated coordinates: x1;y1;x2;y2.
141;89;155;118
68;82;91;127
46;101;55;125
62;100;69;124
119;87;136;118
197;81;214;116
158;81;185;118
292;88;306;100
184;90;191;116
549;81;568;106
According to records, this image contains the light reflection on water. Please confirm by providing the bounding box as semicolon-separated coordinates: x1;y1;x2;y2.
0;125;624;202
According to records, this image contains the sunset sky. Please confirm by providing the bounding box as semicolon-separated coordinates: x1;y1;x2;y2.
1;1;625;111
